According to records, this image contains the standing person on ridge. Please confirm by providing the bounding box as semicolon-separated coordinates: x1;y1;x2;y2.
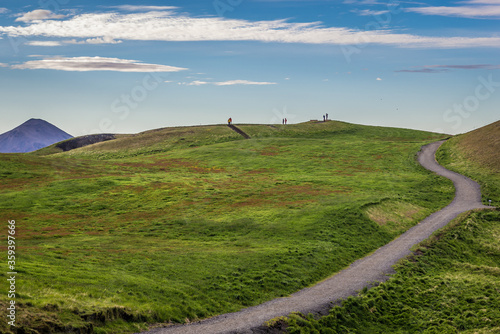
228;118;232;125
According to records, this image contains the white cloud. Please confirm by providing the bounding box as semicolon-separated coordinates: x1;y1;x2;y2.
376;77;382;80
182;79;276;86
85;37;121;44
0;63;8;67
344;0;384;4
65;36;122;44
26;37;123;46
15;9;66;22
11;56;188;72
396;64;500;73
407;2;500;18
0;8;8;14
352;9;390;16
187;80;210;85
110;5;178;11
214;80;276;86
0;10;499;48
26;41;62;46
463;0;500;4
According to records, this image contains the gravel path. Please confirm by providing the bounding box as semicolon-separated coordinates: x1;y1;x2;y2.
140;140;492;334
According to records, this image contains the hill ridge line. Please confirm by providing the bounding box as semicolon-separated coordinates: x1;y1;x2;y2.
139;140;493;334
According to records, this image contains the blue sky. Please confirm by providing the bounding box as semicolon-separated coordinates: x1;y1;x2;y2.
0;0;499;136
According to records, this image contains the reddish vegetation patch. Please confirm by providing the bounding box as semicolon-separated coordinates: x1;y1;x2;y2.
0;179;39;190
117;158;226;174
38;226;73;237
119;211;166;222
230;198;271;208
2;212;29;221
37;213;74;221
118;185;147;193
244;168;275;175
217;178;256;190
106;249;128;253
25;228;72;238
277;200;316;207
259;146;280;156
189;166;226;174
335;172;355;177
0;173;72;190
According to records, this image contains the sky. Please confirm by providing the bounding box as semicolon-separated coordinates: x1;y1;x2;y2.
0;0;499;136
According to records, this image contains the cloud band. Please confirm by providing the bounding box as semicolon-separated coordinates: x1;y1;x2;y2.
11;56;188;72
1;10;500;49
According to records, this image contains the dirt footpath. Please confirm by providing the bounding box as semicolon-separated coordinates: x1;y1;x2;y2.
139;140;492;334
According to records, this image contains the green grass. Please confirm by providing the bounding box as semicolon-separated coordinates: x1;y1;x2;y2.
0;121;452;333
285;210;500;334
437;133;500;208
284;125;500;334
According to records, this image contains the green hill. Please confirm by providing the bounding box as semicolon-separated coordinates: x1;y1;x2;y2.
438;120;500;207
0;121;453;334
285;120;500;334
444;120;500;171
36;121;440;159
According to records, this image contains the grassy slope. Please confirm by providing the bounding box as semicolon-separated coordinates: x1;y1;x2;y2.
35;124;242;158
285;121;500;334
437;120;500;207
0;121;452;334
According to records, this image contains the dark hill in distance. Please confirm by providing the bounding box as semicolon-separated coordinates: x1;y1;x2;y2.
0;118;73;153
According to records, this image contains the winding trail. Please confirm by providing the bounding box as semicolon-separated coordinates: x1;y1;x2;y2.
140;140;492;334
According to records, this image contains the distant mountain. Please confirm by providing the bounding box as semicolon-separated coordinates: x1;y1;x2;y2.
0;119;73;153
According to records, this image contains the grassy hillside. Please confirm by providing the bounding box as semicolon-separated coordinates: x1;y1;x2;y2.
285;121;500;334
36;121;433;159
0;121;452;334
437;120;500;207
441;120;500;171
34;124;238;158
